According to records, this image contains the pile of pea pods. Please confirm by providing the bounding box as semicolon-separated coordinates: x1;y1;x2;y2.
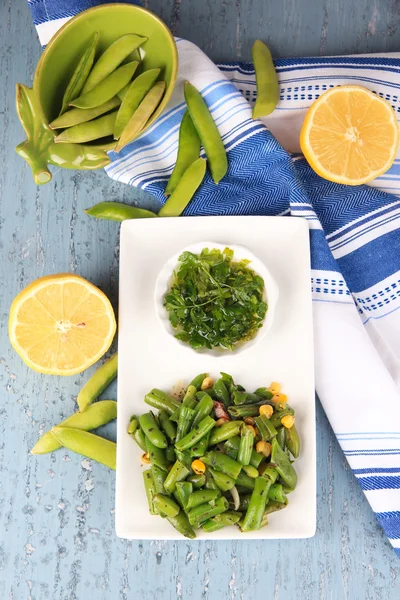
129;372;300;538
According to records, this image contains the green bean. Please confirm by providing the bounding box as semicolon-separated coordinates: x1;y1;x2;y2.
209;468;236;492
139;412;167;449
153;494;180;517
187;489;220;509
72;62;139;110
130;426;147;452
82;34;147;93
164;460;190;494
165;445;176;463
77;353;118;412
158;157;206;217
268;483;287;504
213;379;231;406
174;481;193;509
184;81;227;184
60;32;98;114
145;437;169;472
115;81;166;152
236;470;256;490
51;427;116;469
242;465;259;479
85;201;156;222
271;438;297;490
165;111;201;196
144;389;180;415
254;415;278;441
238;423;254;466
143;470;158;515
31;401;117;454
176;406;196;443
188;496;229;528
232;391;261;405
276;427;286;449
114;68;161;139
166;511;196;539
55;111;117;143
241;476;269;531
192;394;214;428
47;142;111;170
224;436;263;468
252;40;279;119
158;410;177;443
254;387;274;401
190;432;210;458
209;421;242;445
151;464;167;494
186;473;206;489
202;511;241;532
285;424;300;458
175;416;215;452
52;97;120;129
190;373;208;390
201;451;242;479
228;404;260;418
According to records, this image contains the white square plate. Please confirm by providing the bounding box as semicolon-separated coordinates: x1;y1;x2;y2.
116;216;316;540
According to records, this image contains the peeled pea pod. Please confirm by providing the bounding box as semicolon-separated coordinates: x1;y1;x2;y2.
252;40;279;119
60;32;98;114
50;96;120;129
51;427;117;470
165;110;201;196
85;201;157;221
158;157;206;217
55;111;118;144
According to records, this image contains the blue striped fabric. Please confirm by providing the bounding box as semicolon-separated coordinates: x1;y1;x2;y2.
26;1;400;554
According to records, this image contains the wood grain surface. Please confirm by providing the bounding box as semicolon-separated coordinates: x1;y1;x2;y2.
1;1;400;598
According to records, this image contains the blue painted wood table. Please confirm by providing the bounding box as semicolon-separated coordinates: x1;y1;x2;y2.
1;1;400;598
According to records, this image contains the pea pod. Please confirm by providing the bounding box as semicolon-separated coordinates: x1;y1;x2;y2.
60;32;98;114
238;423;255;466
151;465;167;494
192;394;214;428
163;460;190;494
71;62;139;110
174;481;193;509
232;391;260;405
48;142;111;170
201;451;242;480
165;111;201;196
158;410;177;443
190;432;210;458
284;424;300;458
31;400;117;454
268;483;287;504
184;81;228;184
158;158;206;217
145;437;169;472
188;496;229;528
166;511;196;539
51;427;116;469
252;40;279;119
85;201;157;221
143;470;158;515
115;81;166;152
153;494;180;517
82;34;147;93
208;421;242;445
51;96;120;129
55;111;118;144
241;476;269;531
209;468;236;492
114;68;161;139
176;406;196;443
77;353;118;412
174;416;215;452
189;373;208;390
213;378;231;407
139;412;167;449
186;473;206;489
202;511;241;532
186;489;220;509
254;414;278;441
271;438;297;490
254;387;274;401
144;389;180;415
130;426;147;452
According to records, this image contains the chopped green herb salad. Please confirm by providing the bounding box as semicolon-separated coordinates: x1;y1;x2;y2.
164;247;267;350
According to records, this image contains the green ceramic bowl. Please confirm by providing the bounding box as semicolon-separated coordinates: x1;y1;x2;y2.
35;3;178;134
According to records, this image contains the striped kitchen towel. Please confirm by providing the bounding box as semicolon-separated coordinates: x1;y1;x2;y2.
27;0;400;554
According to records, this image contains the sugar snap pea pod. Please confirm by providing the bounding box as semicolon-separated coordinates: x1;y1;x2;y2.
143;470;158;515
151;464;167;494
209;468;236;492
201;451;242;480
128;416;139;434
184;81;227;184
165;110;201;196
82;34;147;94
238;494;252;511
190;432;210;458
144;389;180;414
204;471;219;490
271;438;297;489
165;445;176;463
228;404;260;419
209;421;242;446
262;500;288;526
158;157;206;217
270;407;295;429
171;384;197;422
188;496;229;528
213;379;231;407
153;494;180;517
174;481;193;509
190;373;208;390
241;476;269;531
202;511;241;532
254;414;278;441
268;483;287;504
145;437;169;472
71;62;139;110
175;449;192;470
242;465;259;479
55;111;117;144
139;412;168;449
85;201;157;222
175;416;215;452
236;470;256;490
276;427;286;449
232;391;261;405
166;510;196;539
52;97;120;129
60;32;98;115
187;489;220;509
31;401;117;454
260;465;279;484
114;68;161;139
115;81;166;152
284;423;300;458
196;389;217;401
252;40;279;119
164;460;190;494
224;436;263;469
186;473;206;489
77;353;118;412
192;394;214;428
51;427;116;469
48;142;111;170
238;424;255;466
176;406;196;443
129;425;147;452
158;410;177;443
254;387;274;401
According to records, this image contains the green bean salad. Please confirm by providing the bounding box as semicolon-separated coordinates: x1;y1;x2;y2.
129;373;300;538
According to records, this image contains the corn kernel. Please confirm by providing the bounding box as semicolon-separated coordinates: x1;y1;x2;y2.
246;424;257;436
259;404;273;419
201;376;214;391
281;414;295;429
141;452;151;464
268;382;281;395
192;459;206;475
256;441;272;457
271;393;288;405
